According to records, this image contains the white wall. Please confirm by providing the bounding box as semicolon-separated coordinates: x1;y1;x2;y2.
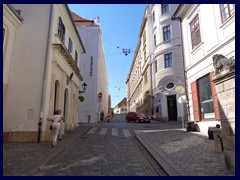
4;4;51;132
180;4;235;133
77;25;109;123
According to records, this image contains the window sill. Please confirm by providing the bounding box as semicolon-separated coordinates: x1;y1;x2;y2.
191;42;204;54
198;118;217;122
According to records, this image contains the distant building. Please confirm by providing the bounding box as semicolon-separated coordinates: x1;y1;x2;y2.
3;4;85;142
113;98;127;114
72;12;110;123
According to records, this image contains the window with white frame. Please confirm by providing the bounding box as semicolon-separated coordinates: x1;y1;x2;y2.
164;53;172;68
161;4;169;14
220;4;235;23
144;51;147;63
144;72;148;84
197;74;215;119
190;15;201;49
143;30;146;43
163;25;171;41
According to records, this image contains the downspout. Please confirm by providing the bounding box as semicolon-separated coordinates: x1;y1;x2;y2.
37;4;53;143
172;16;191;121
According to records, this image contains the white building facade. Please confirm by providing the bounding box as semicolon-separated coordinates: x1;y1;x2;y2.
172;4;235;133
72;13;110;123
126;4;186;122
3;4;85;142
150;4;186;121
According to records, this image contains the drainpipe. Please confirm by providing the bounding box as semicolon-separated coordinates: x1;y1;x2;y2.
37;4;53;143
171;16;191;121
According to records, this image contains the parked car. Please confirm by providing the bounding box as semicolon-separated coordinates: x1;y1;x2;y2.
125;112;150;123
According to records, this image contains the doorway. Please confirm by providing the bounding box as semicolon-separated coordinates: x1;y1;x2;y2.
167;95;177;121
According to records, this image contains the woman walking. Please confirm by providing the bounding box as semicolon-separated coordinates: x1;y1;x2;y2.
47;109;64;147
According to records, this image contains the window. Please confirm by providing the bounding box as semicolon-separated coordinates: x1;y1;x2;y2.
197;74;215;119
154;60;158;73
163;25;171;41
144;51;147;63
75;50;78;64
154;34;157;47
143;30;146;43
220;4;235;23
58;17;65;44
153;11;155;22
161;4;169;14
164;53;172;68
190;15;201;49
144;72;148;84
68;37;72;54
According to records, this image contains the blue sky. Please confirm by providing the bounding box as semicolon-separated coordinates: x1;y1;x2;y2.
68;4;147;107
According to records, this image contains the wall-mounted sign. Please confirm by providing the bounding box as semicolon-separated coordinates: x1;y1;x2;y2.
89;56;93;77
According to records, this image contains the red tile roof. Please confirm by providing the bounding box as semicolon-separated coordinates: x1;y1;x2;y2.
71;11;93;22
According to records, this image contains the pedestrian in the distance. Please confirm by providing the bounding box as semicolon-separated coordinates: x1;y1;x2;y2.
100;110;104;122
47;109;64;147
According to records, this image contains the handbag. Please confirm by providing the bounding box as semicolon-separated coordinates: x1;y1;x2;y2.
49;125;53;130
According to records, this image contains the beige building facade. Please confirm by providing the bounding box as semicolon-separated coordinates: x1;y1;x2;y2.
3;4;85;142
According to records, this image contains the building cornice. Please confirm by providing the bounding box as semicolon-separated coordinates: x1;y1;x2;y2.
52;43;83;81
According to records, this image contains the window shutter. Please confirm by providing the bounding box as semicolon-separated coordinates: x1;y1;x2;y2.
191;81;201;121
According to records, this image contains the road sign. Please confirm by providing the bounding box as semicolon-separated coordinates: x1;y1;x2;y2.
98;92;103;98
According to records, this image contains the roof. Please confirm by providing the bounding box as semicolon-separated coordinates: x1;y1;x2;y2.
114;98;127;109
6;4;23;22
65;5;86;53
71;11;94;22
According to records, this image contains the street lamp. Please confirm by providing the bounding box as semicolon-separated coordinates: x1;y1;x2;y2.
79;82;87;94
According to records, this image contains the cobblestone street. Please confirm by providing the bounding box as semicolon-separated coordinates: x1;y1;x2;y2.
33;127;166;176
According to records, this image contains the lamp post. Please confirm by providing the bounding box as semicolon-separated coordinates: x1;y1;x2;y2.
79;82;87;94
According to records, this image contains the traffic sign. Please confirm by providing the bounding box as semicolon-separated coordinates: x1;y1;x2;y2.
98;92;103;98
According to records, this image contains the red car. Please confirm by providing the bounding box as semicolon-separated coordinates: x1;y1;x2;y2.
125;112;150;123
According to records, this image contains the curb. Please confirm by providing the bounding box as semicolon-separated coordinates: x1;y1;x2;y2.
135;134;179;176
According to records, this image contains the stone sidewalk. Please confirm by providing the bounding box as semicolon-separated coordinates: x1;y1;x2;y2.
135;127;235;176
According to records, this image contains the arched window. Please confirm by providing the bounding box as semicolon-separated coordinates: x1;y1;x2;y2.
54;80;60;113
64;88;69;118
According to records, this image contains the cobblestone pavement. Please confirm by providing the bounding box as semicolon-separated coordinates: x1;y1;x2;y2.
33;126;167;176
3;125;92;176
136;128;235;176
3;115;235;176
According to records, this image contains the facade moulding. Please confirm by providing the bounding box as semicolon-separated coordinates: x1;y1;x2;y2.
52;43;83;81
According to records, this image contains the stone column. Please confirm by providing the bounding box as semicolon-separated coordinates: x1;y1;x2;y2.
212;54;235;172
